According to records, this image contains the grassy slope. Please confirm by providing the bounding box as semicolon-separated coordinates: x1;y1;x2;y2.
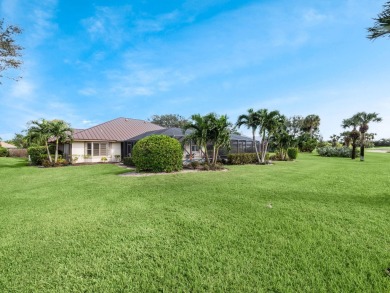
0;154;389;292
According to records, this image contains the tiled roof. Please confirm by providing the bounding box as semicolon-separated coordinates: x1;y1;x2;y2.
0;141;17;148
72;117;164;141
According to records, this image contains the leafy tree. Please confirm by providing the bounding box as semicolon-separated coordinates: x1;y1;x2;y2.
271;128;293;160
367;1;390;40
257;109;286;164
0;19;23;82
50;119;73;163
148;114;188;128
236;109;261;163
286;115;304;139
354;112;382;161
6;133;28;148
26;119;53;163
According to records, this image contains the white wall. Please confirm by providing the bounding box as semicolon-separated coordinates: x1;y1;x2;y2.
71;141;122;163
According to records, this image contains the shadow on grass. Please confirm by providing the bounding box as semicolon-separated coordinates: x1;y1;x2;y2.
0;159;29;168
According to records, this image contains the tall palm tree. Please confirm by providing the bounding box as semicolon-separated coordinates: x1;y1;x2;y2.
236;109;261;163
258;109;286;164
341;116;361;160
354;112;382;161
302;114;321;138
50;119;73;163
26;119;53;162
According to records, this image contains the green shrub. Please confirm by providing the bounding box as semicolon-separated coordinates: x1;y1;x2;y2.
317;146;359;158
190;161;200;169
0;147;9;157
123;157;134;166
299;139;317;152
287;148;299;160
132;135;183;173
27;146;47;165
227;153;256;164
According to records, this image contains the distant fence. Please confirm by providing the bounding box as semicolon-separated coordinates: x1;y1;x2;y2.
8;148;28;158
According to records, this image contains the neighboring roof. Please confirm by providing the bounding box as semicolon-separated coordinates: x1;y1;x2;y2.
0;142;17;149
73;128;84;134
230;133;257;142
72;117;164;141
127;127;191;142
127;128;255;142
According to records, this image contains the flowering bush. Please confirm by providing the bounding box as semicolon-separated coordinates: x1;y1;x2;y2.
317;146;358;158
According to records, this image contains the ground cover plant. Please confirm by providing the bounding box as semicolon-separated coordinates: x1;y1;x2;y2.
0;153;389;292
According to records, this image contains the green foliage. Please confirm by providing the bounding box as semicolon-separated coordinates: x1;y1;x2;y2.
123;157;134;166
227;153;268;164
287;148;298;160
27;146;46;165
299;137;317;153
148;114;188;128
0;146;9;157
132;135;183;172
190;161;200;169
367;1;390;39
0;20;23;81
317;147;359;158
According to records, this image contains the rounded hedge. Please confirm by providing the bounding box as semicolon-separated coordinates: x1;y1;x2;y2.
287;148;298;160
132;135;183;173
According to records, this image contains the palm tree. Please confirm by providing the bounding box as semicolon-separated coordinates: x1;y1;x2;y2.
330;134;340;147
341;116;361;160
207;114;232;165
26;119;53;162
183;114;211;165
302;114;321;138
340;131;351;147
258;109;286;164
236;109;261;163
354;112;382;161
367;1;390;40
50;119;73;163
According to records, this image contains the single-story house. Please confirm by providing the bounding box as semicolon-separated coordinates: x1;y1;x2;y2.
60;117;257;163
0;142;17;149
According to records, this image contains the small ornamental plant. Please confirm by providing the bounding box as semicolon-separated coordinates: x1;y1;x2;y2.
132;135;183;173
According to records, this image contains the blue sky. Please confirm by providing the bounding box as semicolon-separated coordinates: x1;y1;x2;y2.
0;0;389;140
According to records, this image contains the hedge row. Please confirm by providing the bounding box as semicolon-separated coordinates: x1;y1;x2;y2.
317;146;358;158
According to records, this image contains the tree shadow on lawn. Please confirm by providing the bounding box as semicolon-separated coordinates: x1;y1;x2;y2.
0;159;29;168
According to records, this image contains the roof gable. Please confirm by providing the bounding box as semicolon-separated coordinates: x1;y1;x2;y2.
73;117;164;141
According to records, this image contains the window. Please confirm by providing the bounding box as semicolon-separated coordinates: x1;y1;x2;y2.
191;145;200;152
85;142;108;156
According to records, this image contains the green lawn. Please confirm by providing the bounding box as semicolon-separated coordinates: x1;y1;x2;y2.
1;153;389;292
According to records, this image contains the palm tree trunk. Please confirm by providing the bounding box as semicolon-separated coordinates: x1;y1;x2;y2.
55;138;59;163
252;129;260;163
360;132;365;161
351;140;356;160
45;141;52;163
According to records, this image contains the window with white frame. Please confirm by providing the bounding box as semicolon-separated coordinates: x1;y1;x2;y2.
85;142;108;156
191;145;200;152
